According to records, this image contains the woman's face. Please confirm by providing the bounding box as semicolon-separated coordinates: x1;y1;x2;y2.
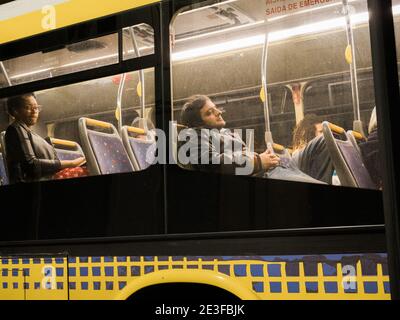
315;123;323;137
200;99;226;129
14;96;40;127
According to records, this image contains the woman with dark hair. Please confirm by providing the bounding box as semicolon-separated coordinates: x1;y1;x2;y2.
179;95;324;184
292;114;323;152
290;114;333;184
5;93;86;184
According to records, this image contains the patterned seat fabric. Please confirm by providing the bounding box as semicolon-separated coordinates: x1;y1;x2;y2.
337;140;376;189
0;153;9;186
129;138;156;170
55;149;83;161
87;131;133;174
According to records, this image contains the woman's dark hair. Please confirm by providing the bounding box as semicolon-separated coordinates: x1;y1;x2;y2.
180;95;210;128
7;93;36;117
292;113;323;151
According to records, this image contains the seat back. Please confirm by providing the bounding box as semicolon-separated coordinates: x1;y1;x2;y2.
346;130;366;155
121;126;156;171
0;131;9;184
78;117;134;175
322;121;376;189
49;137;85;161
0;153;8;186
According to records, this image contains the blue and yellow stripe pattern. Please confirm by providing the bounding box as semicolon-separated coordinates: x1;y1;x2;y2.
0;254;390;300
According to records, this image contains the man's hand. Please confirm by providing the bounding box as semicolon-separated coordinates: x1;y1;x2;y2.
259;149;280;170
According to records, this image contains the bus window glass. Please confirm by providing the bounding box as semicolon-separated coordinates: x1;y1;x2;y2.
0;67;156;186
171;0;381;190
123;23;155;60
0;33;118;88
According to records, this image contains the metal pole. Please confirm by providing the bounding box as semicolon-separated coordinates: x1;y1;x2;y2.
116;73;126;133
129;27;146;118
368;0;400;299
342;0;364;135
261;33;273;145
0;62;12;87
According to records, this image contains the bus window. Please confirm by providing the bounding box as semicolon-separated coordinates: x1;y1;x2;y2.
0;33;118;88
122;23;155;60
0;67;156;185
171;0;382;190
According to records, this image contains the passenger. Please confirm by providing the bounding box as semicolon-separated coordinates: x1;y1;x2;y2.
180;95;279;175
290;114;334;184
5;93;86;184
292;114;323;153
179;95;324;184
359;107;382;189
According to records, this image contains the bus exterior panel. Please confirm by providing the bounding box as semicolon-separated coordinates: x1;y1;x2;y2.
0;253;390;300
0;0;160;45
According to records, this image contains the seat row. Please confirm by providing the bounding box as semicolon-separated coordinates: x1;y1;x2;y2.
0;118;376;189
0;117;156;184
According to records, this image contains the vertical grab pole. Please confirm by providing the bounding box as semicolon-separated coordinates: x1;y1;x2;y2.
116;73;127;133
343;0;364;135
129;27;146;119
0;62;12;87
116;29;124;133
261;33;274;145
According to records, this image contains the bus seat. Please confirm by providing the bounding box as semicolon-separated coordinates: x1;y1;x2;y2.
322;121;376;189
0;131;9;184
78;117;134;175
346;130;366;154
121;125;156;171
0;153;8;186
49;137;85;161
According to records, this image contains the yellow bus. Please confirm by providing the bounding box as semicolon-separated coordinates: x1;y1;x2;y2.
0;0;399;300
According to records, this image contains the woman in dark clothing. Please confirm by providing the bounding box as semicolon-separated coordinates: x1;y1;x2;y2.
5;93;85;184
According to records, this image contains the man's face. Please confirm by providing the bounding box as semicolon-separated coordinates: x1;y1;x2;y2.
200;99;226;129
15;96;40;127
